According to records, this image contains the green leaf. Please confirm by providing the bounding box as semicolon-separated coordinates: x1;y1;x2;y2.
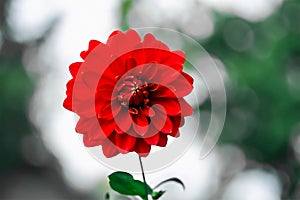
151;190;165;200
153;178;185;190
108;171;153;199
105;192;110;200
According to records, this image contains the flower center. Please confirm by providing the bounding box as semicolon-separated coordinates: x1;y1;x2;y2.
117;75;151;110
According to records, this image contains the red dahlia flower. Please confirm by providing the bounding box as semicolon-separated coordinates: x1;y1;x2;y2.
63;29;194;158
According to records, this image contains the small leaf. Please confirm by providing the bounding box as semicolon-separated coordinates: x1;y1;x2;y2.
153;177;185;190
105;192;110;200
151;190;165;200
108;171;153;199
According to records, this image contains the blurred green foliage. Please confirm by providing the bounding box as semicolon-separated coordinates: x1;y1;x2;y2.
200;0;300;196
0;55;34;172
120;0;133;31
203;1;300;161
0;0;34;172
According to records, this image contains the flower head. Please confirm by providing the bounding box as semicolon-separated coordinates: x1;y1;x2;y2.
63;29;193;158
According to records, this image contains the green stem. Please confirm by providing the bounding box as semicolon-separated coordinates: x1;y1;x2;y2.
138;156;149;200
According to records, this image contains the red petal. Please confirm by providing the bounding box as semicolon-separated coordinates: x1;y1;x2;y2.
168;116;181;137
148;83;159;92
143;34;169;51
131;48;147;66
80;51;87;60
84;42;112;72
97;100;121;120
151;86;176;99
180;117;185;127
107;30;141;58
150;110;172;133
80;40;101;59
97;104;113;120
95;84;114;101
98;119;116;137
82;71;100;89
119;29;142;54
125;57;137;71
101;68;117;84
151;98;181;116
72;80;93;101
173;50;185;60
143;33;156;45
140;63;158;81
75;117;91;133
65;79;74;95
115;133;136;153
143;49;164;64
83;134;102;147
133;139;151;157
161;116;173;134
112;102;122;116
63;95;73;111
88;40;101;51
69;62;82;77
141;105;155;117
179;98;193;116
132;113;149;136
144;133;160;145
115;109;132;133
108;58;127;77
162;50;185;66
144;124;159;137
76;100;96;117
151;108;165;131
157;134;168;147
115;126;125;134
124;29;141;45
108;30;122;42
170;63;183;71
87;124;107;141
169;73;193;97
182;71;194;85
151;66;181;85
102;136;119;158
